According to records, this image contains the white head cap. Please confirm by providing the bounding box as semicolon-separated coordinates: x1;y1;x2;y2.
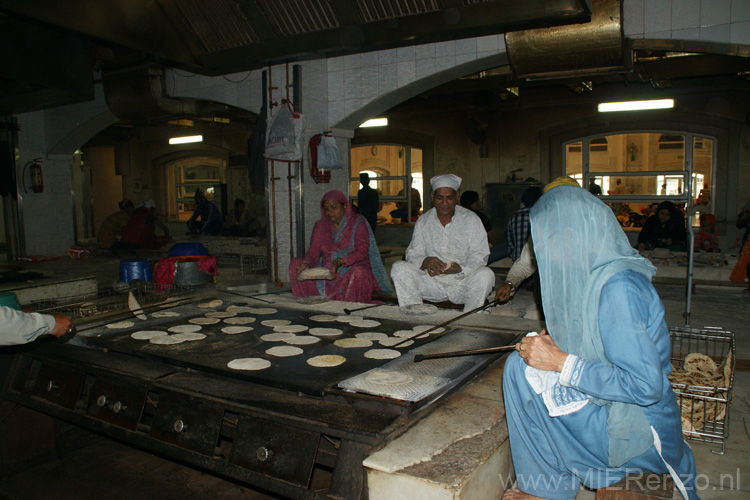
140;199;156;209
430;174;461;192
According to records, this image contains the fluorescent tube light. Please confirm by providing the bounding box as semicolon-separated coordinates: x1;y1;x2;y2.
169;135;203;144
359;118;388;128
598;99;674;112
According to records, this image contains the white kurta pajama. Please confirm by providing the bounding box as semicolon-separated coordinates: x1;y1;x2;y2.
391;205;495;312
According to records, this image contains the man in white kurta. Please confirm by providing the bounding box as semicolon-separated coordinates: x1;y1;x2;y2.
391;174;495;312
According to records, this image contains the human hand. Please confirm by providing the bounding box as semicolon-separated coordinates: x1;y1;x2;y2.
494;283;513;302
328;258;345;279
421;257;448;276
50;314;74;338
443;262;461;274
516;329;568;372
296;263;309;280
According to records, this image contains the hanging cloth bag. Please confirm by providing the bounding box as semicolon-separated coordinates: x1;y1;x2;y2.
265;99;305;162
316;135;343;170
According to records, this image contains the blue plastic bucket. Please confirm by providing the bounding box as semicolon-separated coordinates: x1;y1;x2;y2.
119;259;153;283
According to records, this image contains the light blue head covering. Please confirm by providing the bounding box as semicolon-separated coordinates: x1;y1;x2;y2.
530;185;657;467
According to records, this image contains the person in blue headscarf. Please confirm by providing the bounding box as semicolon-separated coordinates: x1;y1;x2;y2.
501;185;699;500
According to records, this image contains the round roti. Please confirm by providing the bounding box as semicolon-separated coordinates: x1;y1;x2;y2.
151;311;180;318
168;324;202;333
309;314;337;322
171;332;207;341
226;305;255;313
205;311;237;318
336;315;361;323
246;307;277;315
364;349;401;360
334;338;372;348
150;335;186;345
284;335;321;345
227;358;271;371
131;330;168;340
221;326;254;335
261;332;296;342
366;371;414;385
349;319;381;328
356;332;388;341
261;319;291;327
379;338;412;347
189;317;220;325
684;353;718;374
266;345;304;357
223;317;256;325
298;267;333;280
309;327;344;337
198;299;223;309
106;320;135;329
393;330;415;338
307;355;346;368
274;324;308;333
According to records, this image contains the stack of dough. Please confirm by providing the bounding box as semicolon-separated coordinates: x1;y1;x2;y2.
668;351;731;432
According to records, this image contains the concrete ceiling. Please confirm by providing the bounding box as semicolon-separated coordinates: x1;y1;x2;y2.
0;0;593;114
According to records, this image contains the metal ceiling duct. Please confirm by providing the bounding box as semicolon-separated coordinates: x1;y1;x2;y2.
506;0;624;80
102;67;247;122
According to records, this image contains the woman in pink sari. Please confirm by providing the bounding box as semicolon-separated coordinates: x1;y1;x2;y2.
290;190;392;303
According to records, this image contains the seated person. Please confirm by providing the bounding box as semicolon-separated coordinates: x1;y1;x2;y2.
389;180;422;221
289;190;392;303
121;200;170;249
504;186;542;263
695;213;720;253
637;201;687;251
391;174;495;312
187;190;223;236
224;198;263;237
97;199;134;249
460;190;507;264
502;184;698;500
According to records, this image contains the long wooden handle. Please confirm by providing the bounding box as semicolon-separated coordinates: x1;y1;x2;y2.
414;344;517;362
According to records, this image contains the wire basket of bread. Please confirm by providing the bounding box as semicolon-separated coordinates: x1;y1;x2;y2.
668;326;735;454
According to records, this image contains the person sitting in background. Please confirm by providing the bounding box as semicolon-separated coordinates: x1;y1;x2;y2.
357;173;379;233
694;213;720;253
505;186;543;263
637;201;687;251
389;178;422;222
391;174;494;312
97;199;134;249
0;306;73;345
588;178;602;195
289;190;392;303
501;184;699;500
187;190;223;236
224;198;262;237
121;199;171;249
460;190;507;264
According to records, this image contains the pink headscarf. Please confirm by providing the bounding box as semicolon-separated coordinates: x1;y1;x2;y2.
319;190;360;252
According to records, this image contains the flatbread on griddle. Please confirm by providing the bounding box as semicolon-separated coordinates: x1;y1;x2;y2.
309;314;337;322
189;317;220;325
223;317;256;325
171;332;207;341
150;335;186;345
309;327;343;337
261;319;291;327
221;326;254;335
349;319;380;328
168;324;202;334
131;330;168;340
198;299;223;309
266;346;304;357
284;335;321;345
106;320;135;329
260;332;296;342
364;348;401;360
245;307;277;315
334;338;372;348
205;311;237;318
356;332;388;341
227;358;271;371
151;311;181;318
274;324;308;333
307;355;346;368
379;338;412;348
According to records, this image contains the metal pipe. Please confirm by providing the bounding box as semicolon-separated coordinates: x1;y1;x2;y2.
414;344;517;362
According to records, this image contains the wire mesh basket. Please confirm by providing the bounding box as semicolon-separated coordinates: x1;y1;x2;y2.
28;282;196;320
214;253;268;276
669;326;735;454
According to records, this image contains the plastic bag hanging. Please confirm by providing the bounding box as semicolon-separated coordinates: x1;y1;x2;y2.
265;99;305;162
316;135;342;170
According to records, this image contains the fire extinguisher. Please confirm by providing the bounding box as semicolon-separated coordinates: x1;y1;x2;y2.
23;158;44;193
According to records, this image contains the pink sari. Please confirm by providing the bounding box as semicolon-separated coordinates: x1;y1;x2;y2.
290;190;391;303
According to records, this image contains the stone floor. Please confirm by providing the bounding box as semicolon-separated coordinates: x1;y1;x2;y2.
0;251;747;499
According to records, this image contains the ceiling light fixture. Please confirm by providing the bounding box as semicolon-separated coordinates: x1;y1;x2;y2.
598;99;674;112
169;135;203;144
359;118;388;128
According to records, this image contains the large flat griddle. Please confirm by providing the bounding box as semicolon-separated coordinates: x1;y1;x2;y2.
81;300;499;398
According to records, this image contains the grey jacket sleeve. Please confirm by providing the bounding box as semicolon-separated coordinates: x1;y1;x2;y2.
0;306;55;346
